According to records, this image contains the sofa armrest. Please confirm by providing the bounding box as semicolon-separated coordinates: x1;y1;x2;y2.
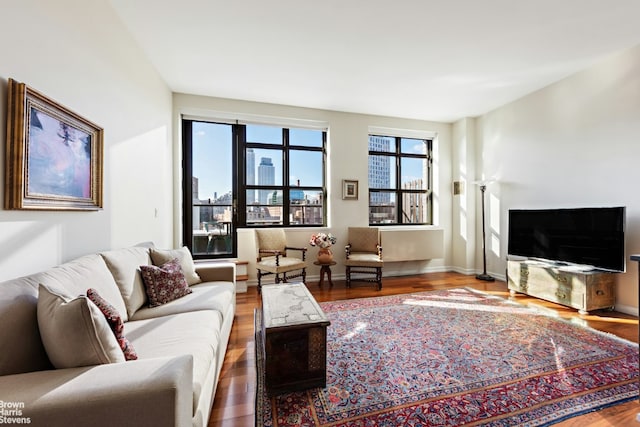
195;262;236;283
0;355;193;427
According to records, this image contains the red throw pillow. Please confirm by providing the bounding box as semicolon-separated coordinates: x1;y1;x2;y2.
139;258;192;307
86;288;138;361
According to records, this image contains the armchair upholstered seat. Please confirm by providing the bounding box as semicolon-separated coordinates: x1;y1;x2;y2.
255;229;307;291
344;227;383;290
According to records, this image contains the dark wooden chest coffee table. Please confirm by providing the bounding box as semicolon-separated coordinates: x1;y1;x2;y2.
260;282;330;395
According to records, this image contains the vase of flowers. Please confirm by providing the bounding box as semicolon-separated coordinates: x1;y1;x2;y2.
309;232;337;263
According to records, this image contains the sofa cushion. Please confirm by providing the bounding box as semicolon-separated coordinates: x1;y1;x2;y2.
150;246;202;286
87;288;138;361
38;254;129;323
100;246;151;318
37;285;125;368
0;274;52;375
130;281;235;321
124;310;222;415
140;258;193;307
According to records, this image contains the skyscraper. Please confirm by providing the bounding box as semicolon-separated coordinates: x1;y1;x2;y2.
368;136;391;204
258;157;275;204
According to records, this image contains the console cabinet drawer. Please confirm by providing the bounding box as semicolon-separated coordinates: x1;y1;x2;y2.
507;260;615;313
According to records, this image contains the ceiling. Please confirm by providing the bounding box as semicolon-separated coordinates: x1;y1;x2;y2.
108;0;640;123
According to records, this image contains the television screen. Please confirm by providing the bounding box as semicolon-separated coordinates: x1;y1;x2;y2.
508;206;626;272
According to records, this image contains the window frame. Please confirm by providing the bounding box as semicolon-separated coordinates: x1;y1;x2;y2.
241;125;327;228
368;134;433;226
181;120;239;260
182;118;328;259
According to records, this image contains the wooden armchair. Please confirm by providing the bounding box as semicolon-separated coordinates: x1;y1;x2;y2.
255;229;307;292
345;227;383;290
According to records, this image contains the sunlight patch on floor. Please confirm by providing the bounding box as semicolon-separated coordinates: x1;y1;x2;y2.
551;339;568;380
343;321;368;339
580;315;639;325
401;298;535;315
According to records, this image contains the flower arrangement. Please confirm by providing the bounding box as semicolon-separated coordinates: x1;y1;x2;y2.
309;232;337;249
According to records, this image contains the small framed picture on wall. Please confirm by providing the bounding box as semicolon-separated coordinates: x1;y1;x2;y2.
342;180;358;200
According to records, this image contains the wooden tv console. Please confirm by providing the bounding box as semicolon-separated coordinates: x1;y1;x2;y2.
507;260;616;314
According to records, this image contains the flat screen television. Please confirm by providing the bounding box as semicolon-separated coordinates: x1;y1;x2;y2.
507;206;626;272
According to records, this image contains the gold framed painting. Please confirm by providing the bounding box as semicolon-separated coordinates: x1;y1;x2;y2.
4;78;103;210
342;179;358;200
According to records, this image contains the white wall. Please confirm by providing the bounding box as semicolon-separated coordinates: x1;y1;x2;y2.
476;44;640;313
0;0;173;281
173;94;453;282
451;118;478;274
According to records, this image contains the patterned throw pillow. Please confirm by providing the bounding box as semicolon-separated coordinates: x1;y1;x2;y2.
86;288;138;361
139;258;193;307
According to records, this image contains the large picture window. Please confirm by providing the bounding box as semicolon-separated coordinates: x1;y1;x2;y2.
243;124;326;227
368;134;433;225
182;119;327;259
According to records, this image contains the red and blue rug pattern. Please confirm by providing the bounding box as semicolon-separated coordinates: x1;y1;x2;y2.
256;288;639;426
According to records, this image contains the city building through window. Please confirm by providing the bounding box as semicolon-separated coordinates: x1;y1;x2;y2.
368;134;433;225
244;124;326;227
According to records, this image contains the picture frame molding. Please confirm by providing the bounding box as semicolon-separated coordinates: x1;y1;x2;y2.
4;78;104;211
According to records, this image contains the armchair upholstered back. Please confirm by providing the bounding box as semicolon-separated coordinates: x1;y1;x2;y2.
347;227;381;254
255;229;287;256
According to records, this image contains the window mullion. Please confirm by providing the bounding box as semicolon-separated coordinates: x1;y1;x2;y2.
395;137;403;224
282;128;290;226
236;125;246;227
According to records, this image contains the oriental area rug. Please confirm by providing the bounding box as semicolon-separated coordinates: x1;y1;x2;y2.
255;288;639;426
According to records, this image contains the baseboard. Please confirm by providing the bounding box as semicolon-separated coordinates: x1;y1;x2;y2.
236;280;248;293
613;303;638;317
487;271;506;282
441;266;507;282
383;265;449;276
449;266;476;275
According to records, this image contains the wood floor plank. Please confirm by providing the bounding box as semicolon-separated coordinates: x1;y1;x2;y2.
208;272;639;426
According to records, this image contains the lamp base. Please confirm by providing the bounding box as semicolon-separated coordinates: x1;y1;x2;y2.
476;273;495;282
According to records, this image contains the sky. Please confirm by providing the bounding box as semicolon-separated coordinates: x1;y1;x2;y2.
193;122;232;200
192;122;324;200
191;122;426;201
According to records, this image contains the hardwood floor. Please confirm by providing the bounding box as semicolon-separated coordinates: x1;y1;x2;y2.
208;272;639;426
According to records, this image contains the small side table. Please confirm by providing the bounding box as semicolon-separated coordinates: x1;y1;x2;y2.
313;261;336;287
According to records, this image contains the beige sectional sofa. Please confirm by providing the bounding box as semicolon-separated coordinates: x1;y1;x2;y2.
0;243;235;427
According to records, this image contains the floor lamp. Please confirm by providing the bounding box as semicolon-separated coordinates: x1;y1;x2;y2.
474;180;495;282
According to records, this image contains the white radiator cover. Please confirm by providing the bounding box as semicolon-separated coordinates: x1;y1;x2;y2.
380;228;445;262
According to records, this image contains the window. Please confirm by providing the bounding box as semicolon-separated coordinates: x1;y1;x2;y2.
182;119;327;259
243;124;326;227
368;134;433;225
182;121;236;259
